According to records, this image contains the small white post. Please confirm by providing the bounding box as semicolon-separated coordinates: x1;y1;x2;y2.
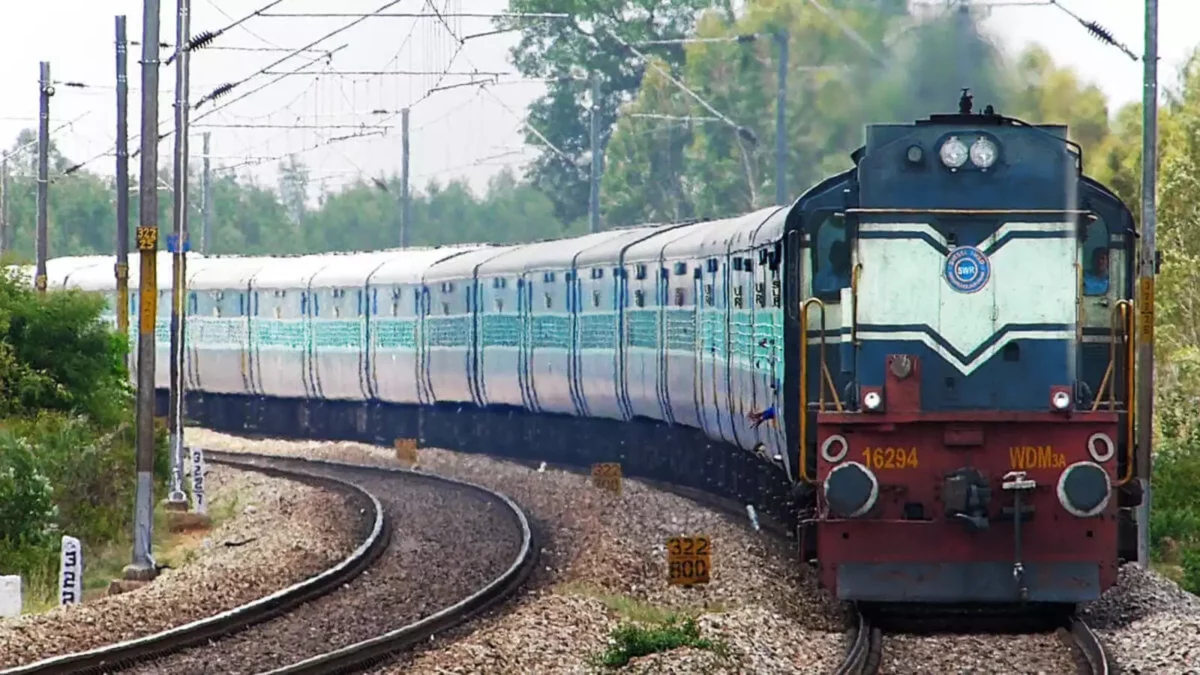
0;576;21;617
59;535;82;605
190;446;207;515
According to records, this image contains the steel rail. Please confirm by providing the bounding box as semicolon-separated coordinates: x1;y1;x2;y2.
1063;616;1111;675
833;607;882;675
213;452;538;675
0;451;389;675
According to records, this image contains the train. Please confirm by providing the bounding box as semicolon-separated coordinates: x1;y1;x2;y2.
30;93;1143;607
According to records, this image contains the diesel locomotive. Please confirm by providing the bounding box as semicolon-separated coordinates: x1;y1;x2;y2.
33;93;1143;606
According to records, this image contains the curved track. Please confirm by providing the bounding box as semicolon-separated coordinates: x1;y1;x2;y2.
1061;616;1111;675
0;452;387;675
832;609;1111;675
0;451;536;675
832;609;882;675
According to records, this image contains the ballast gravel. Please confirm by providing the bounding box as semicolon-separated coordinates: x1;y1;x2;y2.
190;430;1200;674
1082;564;1200;673
128;456;524;675
880;632;1076;674
188;429;849;674
0;466;361;669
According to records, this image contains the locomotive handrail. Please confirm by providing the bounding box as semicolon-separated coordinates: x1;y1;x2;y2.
1091;300;1130;412
851;262;863;346
1089;300;1134;486
798;297;844;483
1116;299;1135;486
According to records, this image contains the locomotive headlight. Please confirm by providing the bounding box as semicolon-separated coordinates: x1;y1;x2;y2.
824;461;879;519
1052;390;1071;410
939;136;969;169
969;137;998;169
1057;461;1112;518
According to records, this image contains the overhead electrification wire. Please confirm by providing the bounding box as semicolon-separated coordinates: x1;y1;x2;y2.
168;0;290;64
478;84;576;169
212;129;388;172
0;110;92;163
1047;0;1137;61
193;0;407;109
601;29;754;143
256;11;570;19
140;44;347;156
204;0;289;49
803;0;885;64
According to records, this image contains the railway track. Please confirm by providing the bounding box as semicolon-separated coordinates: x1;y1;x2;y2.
833;607;1111;675
1060;616;1111;675
1;451;536;675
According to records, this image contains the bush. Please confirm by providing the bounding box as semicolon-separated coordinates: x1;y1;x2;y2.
593;616;724;668
1149;388;1200;590
3;412;169;546
0;269;130;426
0;433;57;547
0;270;170;587
1182;547;1200;595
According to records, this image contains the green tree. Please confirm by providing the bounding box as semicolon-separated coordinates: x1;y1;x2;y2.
501;0;729;224
600;0;1114;226
278;155;309;229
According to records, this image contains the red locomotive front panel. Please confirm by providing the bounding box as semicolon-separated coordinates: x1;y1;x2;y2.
815;417;1119;603
813;355;1122;604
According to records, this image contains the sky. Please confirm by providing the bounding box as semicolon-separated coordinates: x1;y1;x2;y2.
0;0;1194;200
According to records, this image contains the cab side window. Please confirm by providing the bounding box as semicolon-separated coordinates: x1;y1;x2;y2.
811;214;850;300
1082;219;1110;296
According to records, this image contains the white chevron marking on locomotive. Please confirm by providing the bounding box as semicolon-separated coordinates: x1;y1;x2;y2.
853;222;1077;375
853;329;1076;376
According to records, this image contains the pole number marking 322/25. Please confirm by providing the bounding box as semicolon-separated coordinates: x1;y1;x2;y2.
861;447;919;470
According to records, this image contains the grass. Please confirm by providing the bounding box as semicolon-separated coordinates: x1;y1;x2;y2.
555;580;727;623
591;616;728;669
19;489;246;614
554;581;730;669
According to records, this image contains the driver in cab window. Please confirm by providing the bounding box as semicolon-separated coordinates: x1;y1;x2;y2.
1084;247;1109;296
815;239;850;295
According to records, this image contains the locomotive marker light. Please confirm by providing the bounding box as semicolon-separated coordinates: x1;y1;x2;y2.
1087;432;1116;464
905;144;923;164
1051;390;1072;411
969;136;998;169
823;462;879;519
939;136;968;169
862;391;883;411
1057;462;1112;519
666;536;711;587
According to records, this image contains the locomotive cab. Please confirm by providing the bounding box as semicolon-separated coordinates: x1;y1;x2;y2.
791;93;1138;606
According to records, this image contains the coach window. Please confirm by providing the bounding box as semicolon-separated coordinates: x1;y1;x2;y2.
1082;218;1110;296
812;213;850;300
